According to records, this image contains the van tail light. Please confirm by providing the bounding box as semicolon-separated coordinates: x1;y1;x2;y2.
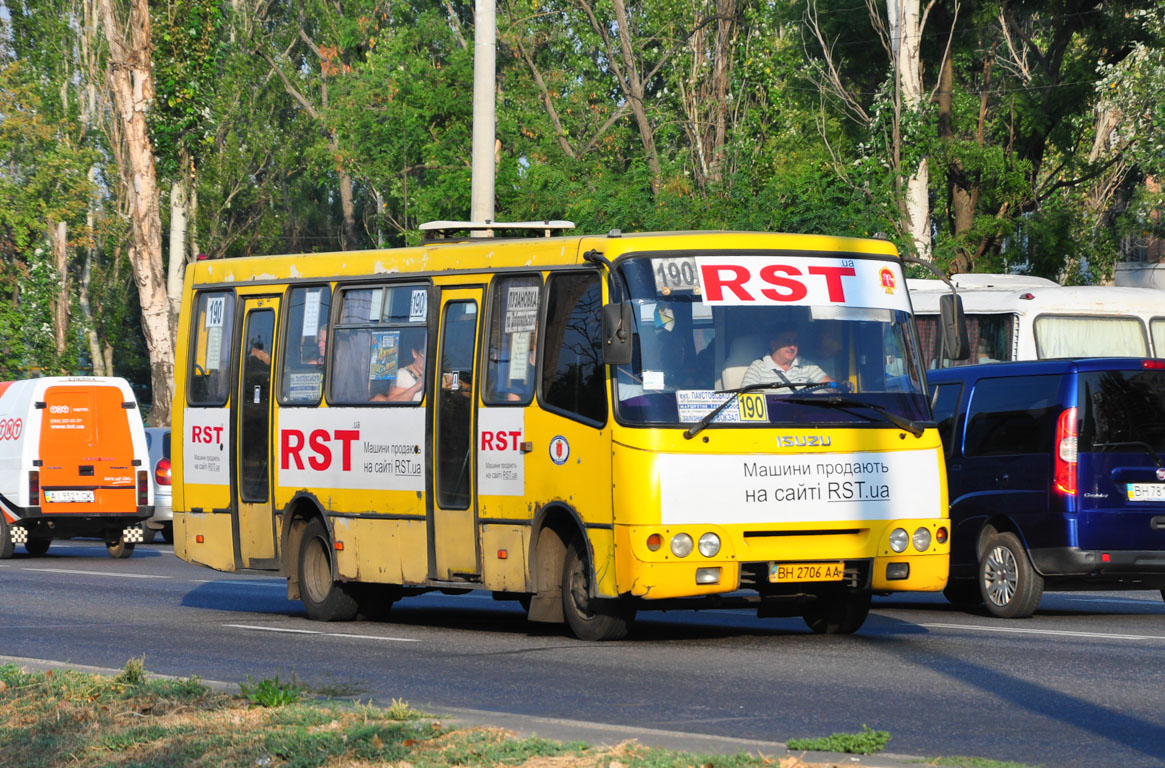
155;457;172;486
1143;359;1165;370
1055;406;1078;496
137;470;149;505
28;470;39;504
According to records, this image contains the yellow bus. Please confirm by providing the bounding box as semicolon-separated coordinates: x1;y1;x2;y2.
173;225;952;640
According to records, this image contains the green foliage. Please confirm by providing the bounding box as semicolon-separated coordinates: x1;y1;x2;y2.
151;0;227;177
114;656;147;687
786;724;891;755
241;674;305;708
931;757;1040;768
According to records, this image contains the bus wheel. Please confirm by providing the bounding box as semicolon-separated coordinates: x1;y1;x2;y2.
105;532;135;559
24;538;51;557
802;592;870;634
298;517;358;622
354;584;399;621
561;540;634;641
943;579;981;608
979;531;1043;618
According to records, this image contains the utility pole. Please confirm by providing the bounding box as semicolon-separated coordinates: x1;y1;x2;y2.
469;0;496;234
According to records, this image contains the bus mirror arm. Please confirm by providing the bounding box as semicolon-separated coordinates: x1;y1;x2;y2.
601;302;634;366
585;249;635;366
901;256;970;362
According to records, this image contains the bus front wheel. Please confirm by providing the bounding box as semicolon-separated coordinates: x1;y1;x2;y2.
298;517;359;622
561;540;634;641
801;591;870;634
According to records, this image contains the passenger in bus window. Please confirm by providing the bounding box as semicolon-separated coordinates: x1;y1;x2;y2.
504;330;537;401
301;327;327;366
741;330;832;387
388;335;426;402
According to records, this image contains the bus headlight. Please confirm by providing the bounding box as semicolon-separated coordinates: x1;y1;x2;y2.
889;528;909;553
671;533;693;558
698;532;721;557
912;527;932;552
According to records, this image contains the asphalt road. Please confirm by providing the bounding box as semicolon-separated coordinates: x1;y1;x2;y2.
1;539;1164;767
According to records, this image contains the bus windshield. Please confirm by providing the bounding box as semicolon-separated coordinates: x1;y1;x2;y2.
613;254;929;426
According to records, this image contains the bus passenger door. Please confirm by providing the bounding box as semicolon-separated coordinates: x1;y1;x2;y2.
235;297;279;567
430;289;483;581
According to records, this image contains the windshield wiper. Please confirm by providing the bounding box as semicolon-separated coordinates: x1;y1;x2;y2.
1091;440;1163;467
682;381;835;439
779;395;926;438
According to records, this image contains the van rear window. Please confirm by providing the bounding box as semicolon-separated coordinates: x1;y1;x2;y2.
963;375;1062;456
1079;370;1165;454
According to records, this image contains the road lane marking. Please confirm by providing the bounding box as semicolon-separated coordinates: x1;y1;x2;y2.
922;622;1164;641
224;623;419;642
24;568;169;580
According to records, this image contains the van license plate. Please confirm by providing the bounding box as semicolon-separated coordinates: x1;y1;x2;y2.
770;562;845;583
1127;483;1165;501
45;490;94;503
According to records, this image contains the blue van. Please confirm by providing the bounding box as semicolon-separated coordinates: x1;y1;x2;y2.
928;358;1165;617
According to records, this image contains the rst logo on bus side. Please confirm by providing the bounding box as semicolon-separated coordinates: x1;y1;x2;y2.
281;428;360;471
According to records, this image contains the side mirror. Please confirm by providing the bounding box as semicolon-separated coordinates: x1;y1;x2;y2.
939;293;970;361
601;302;634;366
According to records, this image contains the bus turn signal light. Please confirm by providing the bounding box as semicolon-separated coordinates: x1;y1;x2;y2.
646;533;662;551
936;527;948;545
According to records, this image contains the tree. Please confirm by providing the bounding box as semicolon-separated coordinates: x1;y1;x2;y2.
99;0;173;424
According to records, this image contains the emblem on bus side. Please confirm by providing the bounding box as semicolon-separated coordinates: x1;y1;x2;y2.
549;436;570;465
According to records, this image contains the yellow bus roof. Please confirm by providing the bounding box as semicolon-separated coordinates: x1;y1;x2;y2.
188;230;901;288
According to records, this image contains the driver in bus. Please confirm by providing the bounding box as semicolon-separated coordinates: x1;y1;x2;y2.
740;330;833;387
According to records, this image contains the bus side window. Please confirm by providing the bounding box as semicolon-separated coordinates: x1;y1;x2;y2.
279;285;331;405
188;291;235;406
484;275;542;405
541;273;606;424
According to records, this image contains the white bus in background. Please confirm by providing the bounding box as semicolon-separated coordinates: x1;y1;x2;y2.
909;273;1165;369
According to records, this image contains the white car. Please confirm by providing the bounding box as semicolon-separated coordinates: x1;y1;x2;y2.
144;427;172;544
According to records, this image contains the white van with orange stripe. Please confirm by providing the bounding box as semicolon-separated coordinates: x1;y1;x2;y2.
0;377;153;559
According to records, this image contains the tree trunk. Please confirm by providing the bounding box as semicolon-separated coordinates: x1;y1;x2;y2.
610;0;662;195
167;171;188;339
79;245;105;376
98;0;174;426
50;220;69;360
888;0;930;261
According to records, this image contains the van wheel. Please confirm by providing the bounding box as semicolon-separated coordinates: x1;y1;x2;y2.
0;517;13;559
24;538;51;556
561;540;634;641
0;517;14;560
141;527;157;544
801;591;871;634
161;524;174;545
979;531;1043;618
298;517;358;621
106;532;135;559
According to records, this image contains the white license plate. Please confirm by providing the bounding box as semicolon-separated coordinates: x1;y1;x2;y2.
769;562;845;583
45;490;94;503
1127;483;1165;501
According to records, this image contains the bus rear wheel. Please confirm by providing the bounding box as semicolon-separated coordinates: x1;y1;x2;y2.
298;517;358;622
801;591;870;634
24;537;51;556
561;540;634;641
